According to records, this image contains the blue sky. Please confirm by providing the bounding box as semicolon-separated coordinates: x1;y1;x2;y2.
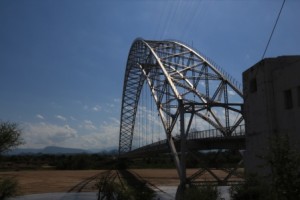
0;0;299;150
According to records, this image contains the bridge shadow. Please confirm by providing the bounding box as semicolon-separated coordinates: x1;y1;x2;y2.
118;170;155;200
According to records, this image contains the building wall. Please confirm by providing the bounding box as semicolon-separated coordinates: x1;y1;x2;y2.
243;56;300;176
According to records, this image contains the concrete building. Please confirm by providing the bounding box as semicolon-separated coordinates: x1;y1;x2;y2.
243;55;300;176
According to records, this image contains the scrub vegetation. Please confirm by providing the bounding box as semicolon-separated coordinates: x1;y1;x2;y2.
184;185;219;200
231;133;300;200
0;122;23;199
96;170;155;200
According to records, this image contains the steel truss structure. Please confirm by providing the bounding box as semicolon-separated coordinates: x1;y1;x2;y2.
119;39;244;192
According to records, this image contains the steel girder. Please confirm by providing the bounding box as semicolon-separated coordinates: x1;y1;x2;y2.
119;38;243;155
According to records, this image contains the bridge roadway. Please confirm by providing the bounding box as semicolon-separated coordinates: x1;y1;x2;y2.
121;125;245;158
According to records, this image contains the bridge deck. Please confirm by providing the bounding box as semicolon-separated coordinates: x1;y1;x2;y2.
121;126;245;158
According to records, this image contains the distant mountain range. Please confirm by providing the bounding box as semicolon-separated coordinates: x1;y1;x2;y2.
6;146;118;155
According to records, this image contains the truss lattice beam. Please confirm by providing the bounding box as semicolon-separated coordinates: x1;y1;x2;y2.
119;38;244;192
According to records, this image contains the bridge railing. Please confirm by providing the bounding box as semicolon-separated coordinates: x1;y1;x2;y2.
131;138;168;152
131;125;245;152
187;124;245;140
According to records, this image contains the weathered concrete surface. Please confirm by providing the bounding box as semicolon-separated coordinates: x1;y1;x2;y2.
243;55;300;176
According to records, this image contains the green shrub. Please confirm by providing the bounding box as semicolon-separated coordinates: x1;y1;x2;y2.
0;178;19;200
231;133;300;200
265;134;300;200
184;185;219;200
230;175;270;200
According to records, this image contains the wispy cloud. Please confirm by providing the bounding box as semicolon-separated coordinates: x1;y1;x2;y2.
228;90;236;96
22;122;77;148
36;114;44;120
113;98;120;103
56;115;67;121
92;105;101;112
107;103;115;108
83;120;97;130
70;116;77;121
21;118;119;150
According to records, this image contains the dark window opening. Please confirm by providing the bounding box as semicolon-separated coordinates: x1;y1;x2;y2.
284;89;293;109
249;78;257;93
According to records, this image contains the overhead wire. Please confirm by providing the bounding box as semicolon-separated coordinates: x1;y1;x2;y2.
143;86;146;146
141;86;144;147
151;91;154;143
261;0;286;59
159;0;174;39
138;90;141;148
180;0;203;41
154;0;170;39
161;0;181;39
146;85;149;145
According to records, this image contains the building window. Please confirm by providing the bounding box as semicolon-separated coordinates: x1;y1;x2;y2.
284;89;293;109
249;78;257;93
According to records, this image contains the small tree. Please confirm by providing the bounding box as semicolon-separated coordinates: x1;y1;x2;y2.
264;133;300;200
0;122;23;154
0;122;23;199
231;133;300;200
0;178;19;200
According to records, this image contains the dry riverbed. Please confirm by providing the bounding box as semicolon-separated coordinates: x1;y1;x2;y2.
0;169;243;195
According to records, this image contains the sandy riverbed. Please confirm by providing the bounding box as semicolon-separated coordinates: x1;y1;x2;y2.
0;168;243;195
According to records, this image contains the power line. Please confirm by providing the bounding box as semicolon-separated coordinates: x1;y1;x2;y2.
262;0;286;59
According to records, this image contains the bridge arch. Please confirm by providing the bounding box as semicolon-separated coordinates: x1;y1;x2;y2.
119;38;244;155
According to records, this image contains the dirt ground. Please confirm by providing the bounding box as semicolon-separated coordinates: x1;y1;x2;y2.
130;168;243;186
0;169;243;195
0;170;104;195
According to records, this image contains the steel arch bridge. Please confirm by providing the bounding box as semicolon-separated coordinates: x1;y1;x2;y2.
119;39;244;191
